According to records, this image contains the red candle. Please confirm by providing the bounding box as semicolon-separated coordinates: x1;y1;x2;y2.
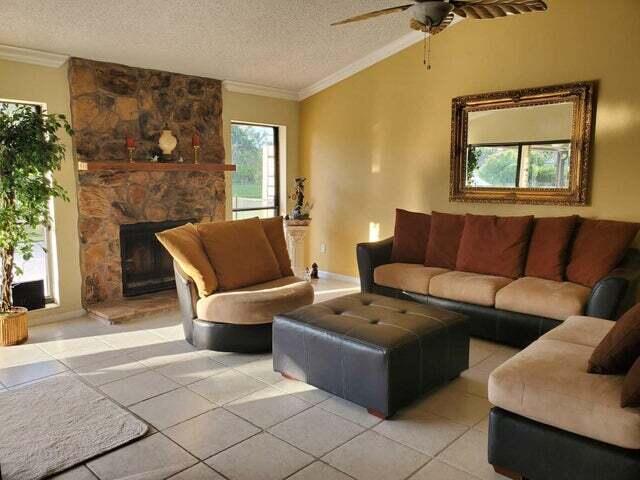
126;136;136;148
192;132;201;147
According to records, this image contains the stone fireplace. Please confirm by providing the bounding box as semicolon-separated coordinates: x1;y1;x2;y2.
69;58;227;309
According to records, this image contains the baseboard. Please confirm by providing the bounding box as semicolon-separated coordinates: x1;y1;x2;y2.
318;270;360;285
28;307;87;326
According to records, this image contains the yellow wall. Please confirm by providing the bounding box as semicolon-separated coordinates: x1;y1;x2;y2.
300;0;640;277
222;90;300;217
0;59;83;322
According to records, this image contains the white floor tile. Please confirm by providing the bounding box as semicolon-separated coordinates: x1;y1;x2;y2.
129;387;214;430
154;353;228;385
272;378;332;405
288;461;353;480
188;369;266;405
410;459;479;480
0;358;68;387
164;408;260;460
127;341;199;368
74;355;148;386
269;406;364;456
317;396;383;428
226;386;311;428
206;432;313;480
323;430;428;480
99;370;179;406
438;429;507;480
167;463;225;480
99;330;166;350
234;357;284;385
407;386;491;427
50;465;97;480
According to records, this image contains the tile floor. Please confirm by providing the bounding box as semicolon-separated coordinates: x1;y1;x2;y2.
0;279;518;480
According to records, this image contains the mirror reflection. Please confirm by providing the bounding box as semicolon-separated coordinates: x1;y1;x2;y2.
465;103;573;189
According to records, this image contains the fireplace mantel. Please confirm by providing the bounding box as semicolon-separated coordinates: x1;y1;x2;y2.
78;161;236;173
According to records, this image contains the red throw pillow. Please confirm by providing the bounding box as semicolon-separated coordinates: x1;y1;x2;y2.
525;216;579;282
566;219;640;287
589;303;640;375
390;209;430;264
456;214;533;279
424;212;465;269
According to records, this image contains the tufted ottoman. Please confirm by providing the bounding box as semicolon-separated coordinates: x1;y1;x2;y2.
273;293;469;418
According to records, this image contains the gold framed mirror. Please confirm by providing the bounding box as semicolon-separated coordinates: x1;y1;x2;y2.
450;82;595;205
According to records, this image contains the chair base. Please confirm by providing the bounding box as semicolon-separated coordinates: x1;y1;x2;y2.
186;319;272;353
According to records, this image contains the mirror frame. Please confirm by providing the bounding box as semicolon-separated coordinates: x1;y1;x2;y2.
450;82;595;205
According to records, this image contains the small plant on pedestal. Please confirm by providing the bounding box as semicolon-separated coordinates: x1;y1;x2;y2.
0;104;72;345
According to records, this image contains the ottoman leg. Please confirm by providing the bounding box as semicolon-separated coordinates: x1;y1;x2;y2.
280;372;299;381
367;408;388;420
493;465;526;480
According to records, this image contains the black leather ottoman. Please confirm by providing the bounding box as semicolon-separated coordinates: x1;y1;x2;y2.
272;293;469;418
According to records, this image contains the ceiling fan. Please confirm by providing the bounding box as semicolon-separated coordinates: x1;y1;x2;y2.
332;0;548;68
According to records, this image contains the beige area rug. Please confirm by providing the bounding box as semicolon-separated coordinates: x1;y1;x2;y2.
0;374;148;480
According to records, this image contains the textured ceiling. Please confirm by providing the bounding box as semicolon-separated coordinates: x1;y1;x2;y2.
0;0;417;92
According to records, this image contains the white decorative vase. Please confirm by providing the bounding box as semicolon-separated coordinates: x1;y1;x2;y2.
159;129;177;155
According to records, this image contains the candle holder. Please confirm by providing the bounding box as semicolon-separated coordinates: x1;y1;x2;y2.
127;146;135;163
193;145;201;164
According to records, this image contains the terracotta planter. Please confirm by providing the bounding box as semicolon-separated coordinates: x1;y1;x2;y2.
0;307;28;346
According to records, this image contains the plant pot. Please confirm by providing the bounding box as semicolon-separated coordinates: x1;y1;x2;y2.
0;307;28;346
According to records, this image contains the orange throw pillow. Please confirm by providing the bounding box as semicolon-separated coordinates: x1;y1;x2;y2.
566;219;639;287
391;209;430;264
525;216;578;282
197;217;282;291
456;214;533;279
589;303;640;375
156;223;218;297
424;212;465;269
261;216;294;277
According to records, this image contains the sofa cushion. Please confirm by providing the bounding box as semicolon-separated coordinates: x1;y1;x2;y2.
196;276;314;325
390;209;430;264
156;223;218;298
261;216;294;277
525;215;578;281
494;277;591;321
542;315;615;348
456;214;533;279
424;212;465;269
566;219;640;287
197;217;282;291
374;263;449;295
428;271;512;307
622;357;640;408
588;303;640;374
489;328;640;449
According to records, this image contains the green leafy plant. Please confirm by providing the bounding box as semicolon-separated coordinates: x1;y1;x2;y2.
0;104;72;312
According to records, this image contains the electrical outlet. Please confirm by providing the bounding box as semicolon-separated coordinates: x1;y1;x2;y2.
320;243;326;254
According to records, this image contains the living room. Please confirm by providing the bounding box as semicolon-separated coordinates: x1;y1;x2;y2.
1;1;640;479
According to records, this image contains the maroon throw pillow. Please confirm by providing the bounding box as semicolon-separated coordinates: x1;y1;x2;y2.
390;209;430;264
424;212;465;269
456;214;534;279
588;304;640;374
621;356;640;408
525;216;579;282
566;219;640;287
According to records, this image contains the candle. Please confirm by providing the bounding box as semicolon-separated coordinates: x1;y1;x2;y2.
192;132;201;147
126;136;136;149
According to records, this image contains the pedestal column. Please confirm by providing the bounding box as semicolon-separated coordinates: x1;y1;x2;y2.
284;224;310;278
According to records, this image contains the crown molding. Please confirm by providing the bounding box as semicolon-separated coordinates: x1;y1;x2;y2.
0;44;68;68
223;80;299;101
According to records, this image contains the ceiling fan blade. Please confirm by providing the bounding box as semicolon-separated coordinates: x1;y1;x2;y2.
451;0;547;19
331;4;414;26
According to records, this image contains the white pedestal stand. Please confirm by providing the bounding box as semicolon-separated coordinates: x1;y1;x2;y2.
284;223;310;278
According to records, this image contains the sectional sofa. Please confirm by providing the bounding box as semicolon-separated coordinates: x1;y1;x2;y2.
357;211;640;348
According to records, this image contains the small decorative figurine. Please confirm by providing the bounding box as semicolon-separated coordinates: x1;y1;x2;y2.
288;177;313;222
158;125;177;159
304;267;311;282
178;156;184;163
311;263;319;279
150;154;159;163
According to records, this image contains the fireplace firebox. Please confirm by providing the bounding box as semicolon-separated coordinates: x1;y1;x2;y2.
119;219;194;297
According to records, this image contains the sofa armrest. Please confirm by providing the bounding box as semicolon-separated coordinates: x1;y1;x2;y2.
357;237;394;293
174;261;199;342
586;249;640;319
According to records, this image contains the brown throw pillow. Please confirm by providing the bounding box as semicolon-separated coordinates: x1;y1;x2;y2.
588;303;640;374
197;217;282;291
456;214;533;279
156;223;218;297
525;216;579;282
261;216;294;277
566;219;639;287
424;212;465;269
621;356;640;408
390;209;431;264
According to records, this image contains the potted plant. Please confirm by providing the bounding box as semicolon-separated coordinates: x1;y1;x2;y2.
0;104;72;346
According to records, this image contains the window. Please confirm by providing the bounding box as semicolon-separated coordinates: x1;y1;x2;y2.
1;100;55;301
231;123;280;220
466;140;571;189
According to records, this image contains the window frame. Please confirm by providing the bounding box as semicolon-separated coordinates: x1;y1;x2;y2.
0;98;55;304
230;122;281;219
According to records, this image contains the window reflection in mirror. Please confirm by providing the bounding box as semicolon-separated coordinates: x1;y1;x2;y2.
465;103;573;189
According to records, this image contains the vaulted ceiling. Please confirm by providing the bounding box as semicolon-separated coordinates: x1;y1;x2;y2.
0;0;421;94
